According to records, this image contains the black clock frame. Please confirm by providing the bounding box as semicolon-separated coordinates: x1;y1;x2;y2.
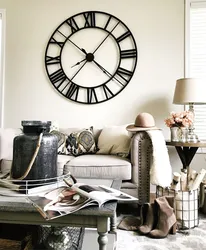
45;10;138;104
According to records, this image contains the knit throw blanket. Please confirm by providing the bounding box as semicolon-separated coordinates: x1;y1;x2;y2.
146;130;172;188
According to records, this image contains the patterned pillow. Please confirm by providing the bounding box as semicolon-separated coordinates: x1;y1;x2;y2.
50;130;68;155
66;127;97;156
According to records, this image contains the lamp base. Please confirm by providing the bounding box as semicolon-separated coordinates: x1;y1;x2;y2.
186;128;199;143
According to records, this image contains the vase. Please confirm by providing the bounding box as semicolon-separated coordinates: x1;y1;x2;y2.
180;127;188;142
170;127;181;142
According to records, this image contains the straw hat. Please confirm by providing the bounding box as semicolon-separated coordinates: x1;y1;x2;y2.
126;112;160;132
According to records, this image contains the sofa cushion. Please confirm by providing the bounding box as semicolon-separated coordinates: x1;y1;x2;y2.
57;154;75;176
50;130;68;155
97;125;131;157
66;127;97;156
60;127;102;144
64;154;131;180
0;159;12;174
0;155;75;177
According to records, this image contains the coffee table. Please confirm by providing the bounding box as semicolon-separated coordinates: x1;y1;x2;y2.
0;178;123;250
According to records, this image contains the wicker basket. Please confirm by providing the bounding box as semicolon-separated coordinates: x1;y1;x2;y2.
156;186;199;229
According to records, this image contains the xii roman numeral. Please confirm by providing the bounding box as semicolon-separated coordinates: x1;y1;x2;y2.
120;49;137;59
83;12;96;27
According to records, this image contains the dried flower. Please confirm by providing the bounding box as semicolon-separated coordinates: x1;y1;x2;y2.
164;111;194;128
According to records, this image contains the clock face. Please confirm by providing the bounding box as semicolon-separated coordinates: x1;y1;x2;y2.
45;11;138;104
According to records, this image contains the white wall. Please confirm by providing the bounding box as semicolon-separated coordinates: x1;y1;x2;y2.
2;0;203;174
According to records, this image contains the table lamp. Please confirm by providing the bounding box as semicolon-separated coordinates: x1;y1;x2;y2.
173;78;206;142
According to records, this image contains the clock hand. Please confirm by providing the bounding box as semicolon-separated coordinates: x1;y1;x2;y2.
67;38;87;54
92;21;120;54
71;58;87;68
92;60;124;86
70;60;87;80
61;61;87;92
57;30;87;54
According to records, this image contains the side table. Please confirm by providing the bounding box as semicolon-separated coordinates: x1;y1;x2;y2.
166;140;206;170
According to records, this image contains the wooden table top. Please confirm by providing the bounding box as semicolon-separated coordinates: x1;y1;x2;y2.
166;140;206;147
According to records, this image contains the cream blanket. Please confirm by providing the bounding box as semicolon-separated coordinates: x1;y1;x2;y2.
147;130;172;187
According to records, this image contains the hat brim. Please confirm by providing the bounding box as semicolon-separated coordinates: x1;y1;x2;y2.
126;124;161;132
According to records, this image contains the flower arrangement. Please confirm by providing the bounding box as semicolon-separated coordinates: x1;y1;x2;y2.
164;111;194;128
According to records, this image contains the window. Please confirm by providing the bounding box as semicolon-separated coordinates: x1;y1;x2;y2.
186;0;206;141
0;10;5;128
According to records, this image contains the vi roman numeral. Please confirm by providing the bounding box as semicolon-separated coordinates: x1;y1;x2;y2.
83;12;96;27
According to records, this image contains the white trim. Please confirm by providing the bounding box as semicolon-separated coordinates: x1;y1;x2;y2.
0;9;6;128
185;1;206;153
185;0;191;77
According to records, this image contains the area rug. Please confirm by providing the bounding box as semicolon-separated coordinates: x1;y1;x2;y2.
116;214;206;250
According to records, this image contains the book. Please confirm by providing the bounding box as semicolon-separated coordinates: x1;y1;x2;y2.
27;178;138;220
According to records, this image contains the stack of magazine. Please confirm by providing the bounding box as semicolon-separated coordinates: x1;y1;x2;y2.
0;174;138;220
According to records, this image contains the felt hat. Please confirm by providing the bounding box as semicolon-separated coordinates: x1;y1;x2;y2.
126;112;159;132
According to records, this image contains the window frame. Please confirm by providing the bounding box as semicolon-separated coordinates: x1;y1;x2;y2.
0;9;6;128
185;0;206;148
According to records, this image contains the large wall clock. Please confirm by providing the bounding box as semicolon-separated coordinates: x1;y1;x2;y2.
45;11;138;104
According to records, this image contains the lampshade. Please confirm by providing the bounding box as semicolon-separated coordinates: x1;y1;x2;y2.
173;78;206;104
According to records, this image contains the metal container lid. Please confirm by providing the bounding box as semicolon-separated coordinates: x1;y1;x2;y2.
21;121;51;134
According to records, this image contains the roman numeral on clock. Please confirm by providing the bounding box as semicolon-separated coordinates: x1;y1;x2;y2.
45;56;60;65
104;15;112;30
66;17;79;33
66;83;79;100
103;85;114;99
83;12;96;27
50;69;66;84
116;67;133;83
120;49;137;59
116;31;131;43
87;88;98;103
50;38;64;48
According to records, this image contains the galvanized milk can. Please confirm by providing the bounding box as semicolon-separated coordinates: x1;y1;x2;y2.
11;121;58;181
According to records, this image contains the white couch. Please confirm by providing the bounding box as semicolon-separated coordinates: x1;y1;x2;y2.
0;127;153;204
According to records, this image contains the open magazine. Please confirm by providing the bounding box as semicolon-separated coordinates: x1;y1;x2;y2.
27;178;138;220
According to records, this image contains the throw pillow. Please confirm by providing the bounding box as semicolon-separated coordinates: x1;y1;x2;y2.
96;125;131;158
50;130;68;155
66;127;97;156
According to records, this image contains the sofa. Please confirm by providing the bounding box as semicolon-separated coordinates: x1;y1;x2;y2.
0;126;153;205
